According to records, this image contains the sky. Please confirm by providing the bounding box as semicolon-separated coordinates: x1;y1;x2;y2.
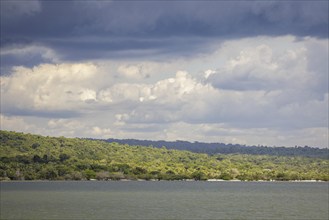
0;0;328;148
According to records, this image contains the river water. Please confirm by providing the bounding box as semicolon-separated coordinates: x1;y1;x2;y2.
1;181;328;219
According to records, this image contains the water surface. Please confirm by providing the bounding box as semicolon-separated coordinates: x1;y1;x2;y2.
1;181;328;219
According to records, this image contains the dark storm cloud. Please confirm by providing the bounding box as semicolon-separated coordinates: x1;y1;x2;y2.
1;0;328;61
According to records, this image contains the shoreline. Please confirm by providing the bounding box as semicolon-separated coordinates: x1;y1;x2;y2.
0;179;327;183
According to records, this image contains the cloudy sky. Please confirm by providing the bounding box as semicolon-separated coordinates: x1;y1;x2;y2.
1;0;328;148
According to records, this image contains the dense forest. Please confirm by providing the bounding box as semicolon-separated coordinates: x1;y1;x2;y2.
102;138;328;158
0;130;328;181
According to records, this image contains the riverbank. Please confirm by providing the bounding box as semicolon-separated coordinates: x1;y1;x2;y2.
1;178;326;182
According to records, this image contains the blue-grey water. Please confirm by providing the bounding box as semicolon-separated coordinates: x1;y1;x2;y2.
1;181;328;220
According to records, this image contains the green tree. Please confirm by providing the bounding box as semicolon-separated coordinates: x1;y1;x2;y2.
59;153;70;162
39;167;58;180
192;171;207;180
84;169;96;180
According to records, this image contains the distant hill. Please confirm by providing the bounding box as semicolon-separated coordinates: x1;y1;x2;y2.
1;130;328;181
102;138;329;159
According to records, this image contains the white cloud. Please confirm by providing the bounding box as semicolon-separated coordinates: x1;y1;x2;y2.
1;36;327;148
97;70;205;105
91;126;111;137
1;62;99;114
0;114;33;132
204;69;216;79
79;89;97;102
117;64;150;79
47;119;81;130
206;42;309;91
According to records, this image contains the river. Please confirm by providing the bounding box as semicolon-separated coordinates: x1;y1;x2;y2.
1;181;328;219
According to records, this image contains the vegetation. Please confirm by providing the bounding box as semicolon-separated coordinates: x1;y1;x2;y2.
103;139;329;158
1;130;328;181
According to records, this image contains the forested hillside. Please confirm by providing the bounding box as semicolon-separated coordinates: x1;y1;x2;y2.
103;139;328;158
0;130;328;181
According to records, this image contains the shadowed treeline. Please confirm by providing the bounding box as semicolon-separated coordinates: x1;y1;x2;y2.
1;130;328;181
101;138;328;159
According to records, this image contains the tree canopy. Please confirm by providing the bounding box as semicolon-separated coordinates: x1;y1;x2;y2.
102;138;329;158
1;130;328;181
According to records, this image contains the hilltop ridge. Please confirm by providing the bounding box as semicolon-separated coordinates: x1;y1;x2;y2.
1;130;328;181
99;138;328;159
